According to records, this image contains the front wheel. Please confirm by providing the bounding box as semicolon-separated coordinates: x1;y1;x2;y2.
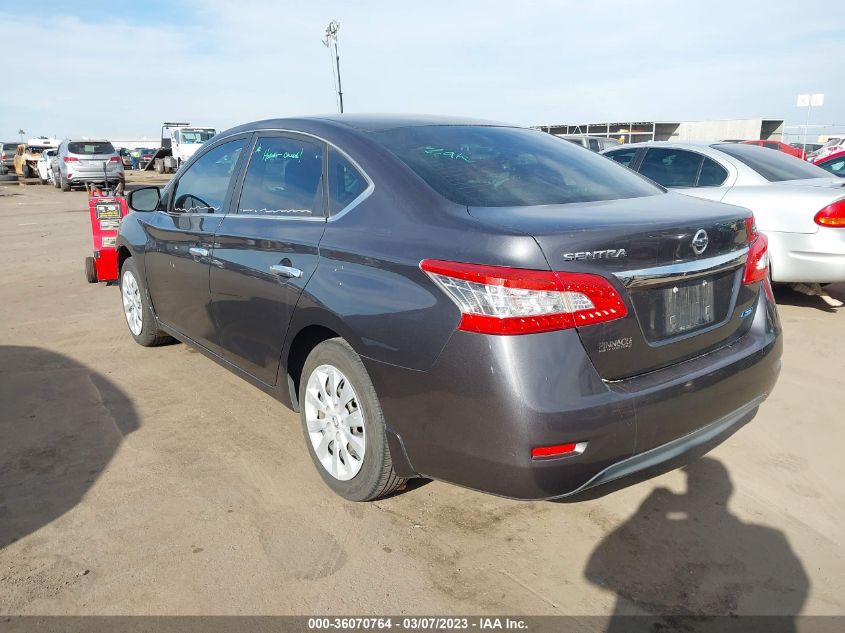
299;338;406;501
120;258;173;347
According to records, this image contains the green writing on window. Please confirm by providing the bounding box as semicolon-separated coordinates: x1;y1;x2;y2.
423;146;470;162
261;149;304;162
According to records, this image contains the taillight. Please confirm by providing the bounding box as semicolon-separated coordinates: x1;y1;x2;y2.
109;156;121;162
1;152;5;160
64;156;78;163
420;259;628;335
743;216;769;285
814;200;845;227
531;442;587;459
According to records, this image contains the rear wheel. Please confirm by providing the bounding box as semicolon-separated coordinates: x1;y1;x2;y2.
84;256;97;283
299;338;406;501
120;258;173;347
60;172;71;192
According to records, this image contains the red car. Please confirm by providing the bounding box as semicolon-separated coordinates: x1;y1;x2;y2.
741;140;805;160
813;149;845;177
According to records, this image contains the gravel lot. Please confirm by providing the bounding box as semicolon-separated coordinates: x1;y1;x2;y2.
1;176;843;619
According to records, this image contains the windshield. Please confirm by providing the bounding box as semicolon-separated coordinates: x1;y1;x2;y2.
68;141;115;155
179;129;215;144
713;143;831;182
368;126;661;207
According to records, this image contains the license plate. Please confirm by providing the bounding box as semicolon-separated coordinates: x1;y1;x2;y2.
85;160;105;168
661;278;715;336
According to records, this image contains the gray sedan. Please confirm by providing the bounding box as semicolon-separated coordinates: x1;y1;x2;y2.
603;142;845;291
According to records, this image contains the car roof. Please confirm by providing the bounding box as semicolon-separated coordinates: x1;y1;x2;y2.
221;113;520;138
605;140;720;150
818;149;845;162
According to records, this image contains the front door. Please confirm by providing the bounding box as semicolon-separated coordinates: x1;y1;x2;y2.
141;137;248;345
209;134;328;384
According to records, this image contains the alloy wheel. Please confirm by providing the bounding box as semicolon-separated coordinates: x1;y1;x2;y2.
304;364;366;481
121;270;143;336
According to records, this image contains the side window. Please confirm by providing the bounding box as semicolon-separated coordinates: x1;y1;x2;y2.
697;157;728;187
171;139;246;214
764;142;780;150
588;138;601;152
328;149;368;215
605;148;638;168
237;136;324;217
820;156;845;177
639;148;703;188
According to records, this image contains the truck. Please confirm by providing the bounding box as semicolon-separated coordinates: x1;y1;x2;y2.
14;137;58;179
145;122;216;174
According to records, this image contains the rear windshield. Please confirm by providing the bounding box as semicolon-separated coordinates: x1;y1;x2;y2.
713;143;830;182
3;143;17;151
68;141;115;155
368;126;661;207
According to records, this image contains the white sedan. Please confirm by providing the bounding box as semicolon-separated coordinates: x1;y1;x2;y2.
602;142;845;294
36;148;57;185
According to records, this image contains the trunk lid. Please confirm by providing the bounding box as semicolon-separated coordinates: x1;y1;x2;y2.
468;192;757;380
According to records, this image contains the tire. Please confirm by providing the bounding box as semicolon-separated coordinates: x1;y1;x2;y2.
155;160;164;174
299;338;407;501
40;177;48;185
84;256;98;283
23;165;33;179
60;172;71;192
119;258;173;347
53;171;61;188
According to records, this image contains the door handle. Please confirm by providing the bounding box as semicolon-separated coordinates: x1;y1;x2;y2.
270;264;303;279
188;247;209;257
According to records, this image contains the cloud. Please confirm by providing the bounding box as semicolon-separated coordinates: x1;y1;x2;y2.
0;1;840;140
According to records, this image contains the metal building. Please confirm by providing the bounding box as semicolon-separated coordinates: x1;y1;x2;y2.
535;118;784;143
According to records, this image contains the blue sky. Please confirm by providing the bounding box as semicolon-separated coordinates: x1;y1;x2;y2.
1;1;841;141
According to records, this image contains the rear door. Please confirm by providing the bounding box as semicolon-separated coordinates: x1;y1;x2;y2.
141;137;248;345
208;133;328;385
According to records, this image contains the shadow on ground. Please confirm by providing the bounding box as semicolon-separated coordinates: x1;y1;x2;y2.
584;457;809;631
773;281;844;311
0;346;139;548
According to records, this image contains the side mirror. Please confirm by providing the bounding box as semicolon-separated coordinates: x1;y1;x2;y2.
128;186;161;212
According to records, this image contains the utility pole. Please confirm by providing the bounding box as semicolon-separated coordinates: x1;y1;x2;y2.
322;20;343;114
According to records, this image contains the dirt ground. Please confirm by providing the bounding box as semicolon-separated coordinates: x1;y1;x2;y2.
1;175;843;619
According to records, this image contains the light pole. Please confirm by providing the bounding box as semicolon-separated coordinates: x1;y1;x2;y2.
797;93;824;156
322;20;344;114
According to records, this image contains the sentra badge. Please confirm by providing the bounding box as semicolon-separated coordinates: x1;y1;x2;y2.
563;249;627;261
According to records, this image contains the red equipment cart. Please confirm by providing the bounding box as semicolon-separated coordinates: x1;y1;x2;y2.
84;192;128;283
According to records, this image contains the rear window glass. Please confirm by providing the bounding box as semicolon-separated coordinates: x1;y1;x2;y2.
368;126;660;207
713;143;830;182
68;142;115;155
639;148;702;188
3;143;17;151
328;149;368;215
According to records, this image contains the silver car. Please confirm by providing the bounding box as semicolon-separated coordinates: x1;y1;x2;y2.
54;139;124;192
1;142;17;175
602;142;845;286
556;134;621;152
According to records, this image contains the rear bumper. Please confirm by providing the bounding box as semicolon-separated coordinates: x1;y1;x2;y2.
767;228;845;283
364;287;781;500
68;172;124;183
